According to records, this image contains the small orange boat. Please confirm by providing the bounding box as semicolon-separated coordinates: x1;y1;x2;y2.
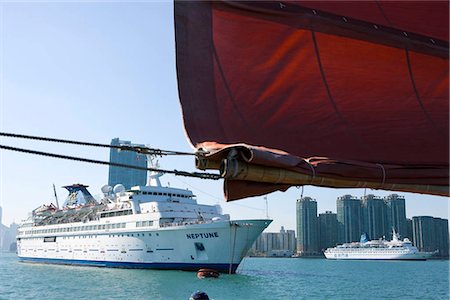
197;268;220;279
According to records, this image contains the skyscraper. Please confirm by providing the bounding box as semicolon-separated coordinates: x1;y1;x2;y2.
412;216;434;252
412;216;449;258
296;197;319;256
433;218;449;258
361;194;388;240
318;211;338;251
384;194;407;239
337;195;362;243
108;138;148;189
406;218;413;240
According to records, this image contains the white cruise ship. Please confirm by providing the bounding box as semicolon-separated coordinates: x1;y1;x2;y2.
17;169;271;273
324;231;436;260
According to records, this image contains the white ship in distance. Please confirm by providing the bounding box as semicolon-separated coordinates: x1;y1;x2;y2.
324;230;437;260
17;158;271;273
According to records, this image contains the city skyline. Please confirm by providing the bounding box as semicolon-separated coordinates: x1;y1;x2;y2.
295;195;449;258
0;2;448;232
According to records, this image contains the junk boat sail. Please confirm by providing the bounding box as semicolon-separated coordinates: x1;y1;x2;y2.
16;161;271;273
324;230;436;260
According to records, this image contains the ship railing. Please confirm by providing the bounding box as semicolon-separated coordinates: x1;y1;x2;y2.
159;219;210;228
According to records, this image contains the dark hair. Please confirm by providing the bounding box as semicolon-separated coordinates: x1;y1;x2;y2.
189;291;209;300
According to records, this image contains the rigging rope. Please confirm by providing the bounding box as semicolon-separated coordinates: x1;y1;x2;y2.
0;144;221;180
0;132;195;156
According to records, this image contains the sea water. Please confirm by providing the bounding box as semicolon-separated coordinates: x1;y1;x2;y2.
0;252;448;299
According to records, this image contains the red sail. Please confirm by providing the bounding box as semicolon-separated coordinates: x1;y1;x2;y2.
175;1;449;200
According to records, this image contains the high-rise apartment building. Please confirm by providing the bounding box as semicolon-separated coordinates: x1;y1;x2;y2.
318;211;338;251
406;218;413;240
250;227;296;256
433;218;449;258
412;216;449;258
412;216;434;252
279;226;297;253
384;194;407;239
108;138;148;190
361;194;388;240
296;197;319;256
337;195;362;243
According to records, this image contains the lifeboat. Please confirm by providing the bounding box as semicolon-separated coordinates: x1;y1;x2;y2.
197;268;220;279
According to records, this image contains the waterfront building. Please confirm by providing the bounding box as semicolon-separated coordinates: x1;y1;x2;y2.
279;226;297;254
406;218;413;240
412;216;434;252
433;218;449;257
384;194;407;239
318;211;338;252
0;206;19;252
250;227;296;257
361;194;388;240
412;216;449;258
337;195;362;243
433;218;449;258
296;197;319;256
108;138;148;189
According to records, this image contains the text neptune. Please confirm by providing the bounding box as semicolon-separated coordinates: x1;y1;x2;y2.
186;232;219;239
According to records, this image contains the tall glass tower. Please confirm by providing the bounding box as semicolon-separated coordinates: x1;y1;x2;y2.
337;195;362;243
361;194;388;240
412;216;449;257
318;211;338;251
296;197;319;256
108;138;148;189
384;194;407;239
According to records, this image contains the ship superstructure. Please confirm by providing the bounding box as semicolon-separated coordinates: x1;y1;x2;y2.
17;167;271;273
324;230;436;260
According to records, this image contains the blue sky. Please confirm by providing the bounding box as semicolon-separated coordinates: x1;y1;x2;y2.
0;1;448;231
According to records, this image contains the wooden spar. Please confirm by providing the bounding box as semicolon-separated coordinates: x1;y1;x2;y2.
195;156;221;171
219;158;449;197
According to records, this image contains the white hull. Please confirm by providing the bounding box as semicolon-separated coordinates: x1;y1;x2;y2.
18;219;270;273
324;250;434;260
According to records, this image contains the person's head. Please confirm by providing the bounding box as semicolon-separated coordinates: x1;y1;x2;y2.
189;291;209;300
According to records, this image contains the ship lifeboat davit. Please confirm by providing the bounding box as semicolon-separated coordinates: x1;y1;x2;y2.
197;268;220;279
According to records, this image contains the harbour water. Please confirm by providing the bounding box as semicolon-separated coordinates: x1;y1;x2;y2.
0;252;448;299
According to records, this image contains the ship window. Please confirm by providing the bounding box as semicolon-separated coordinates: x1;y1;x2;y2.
195;243;205;251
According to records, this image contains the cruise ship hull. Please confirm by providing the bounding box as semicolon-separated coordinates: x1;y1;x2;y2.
324;252;434;260
17;219;271;273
